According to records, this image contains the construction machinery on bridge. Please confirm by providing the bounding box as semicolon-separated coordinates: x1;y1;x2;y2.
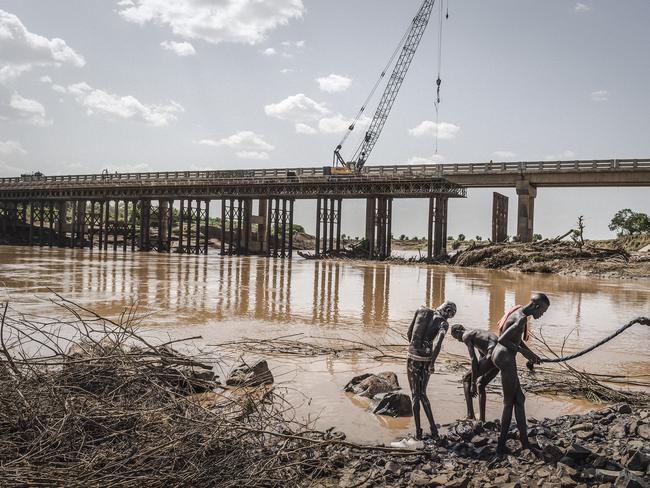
330;0;443;175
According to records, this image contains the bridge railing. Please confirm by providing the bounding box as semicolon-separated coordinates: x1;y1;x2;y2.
1;158;649;186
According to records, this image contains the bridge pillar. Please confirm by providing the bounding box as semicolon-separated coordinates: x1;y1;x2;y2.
492;192;509;243
427;196;448;257
516;181;537;242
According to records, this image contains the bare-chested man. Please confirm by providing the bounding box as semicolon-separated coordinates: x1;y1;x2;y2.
407;301;457;440
450;324;498;422
492;293;549;455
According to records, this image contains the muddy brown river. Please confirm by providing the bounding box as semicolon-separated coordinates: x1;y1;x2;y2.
1;246;649;444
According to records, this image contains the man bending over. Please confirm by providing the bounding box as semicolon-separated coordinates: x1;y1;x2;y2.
450;324;498;422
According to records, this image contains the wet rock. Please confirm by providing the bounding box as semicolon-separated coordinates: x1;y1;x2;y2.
226;360;274;387
626;450;650;472
618;404;633;415
556;461;577;477
575;430;594;441
344;372;400;398
447;476;470;488
565;443;593;463
559;476;578;487
600;413;617;425
369;392;412;417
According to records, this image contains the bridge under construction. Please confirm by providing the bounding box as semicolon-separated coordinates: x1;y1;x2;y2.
0;158;648;260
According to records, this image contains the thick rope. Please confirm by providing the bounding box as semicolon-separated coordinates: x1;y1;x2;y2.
538;317;650;364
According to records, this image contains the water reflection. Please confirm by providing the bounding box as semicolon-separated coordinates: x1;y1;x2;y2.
1;246;649;362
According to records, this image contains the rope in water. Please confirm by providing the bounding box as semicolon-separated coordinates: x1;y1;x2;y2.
538;316;650;364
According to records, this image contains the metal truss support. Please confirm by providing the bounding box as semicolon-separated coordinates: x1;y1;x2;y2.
365;197;391;260
267;198;294;258
314;197;341;258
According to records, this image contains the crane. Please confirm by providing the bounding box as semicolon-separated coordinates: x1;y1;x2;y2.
331;0;439;175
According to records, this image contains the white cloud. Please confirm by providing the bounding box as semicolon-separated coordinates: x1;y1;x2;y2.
198;130;274;152
262;47;277;56
265;93;330;122
0;140;26;155
317;74;352;93
236;150;269;160
590;89;609;102
545;150;576;160
67;82;183;126
160;40;196;56
493;151;516;159
408;120;460;139
0;159;25;176
118;0;304;45
406;154;445;165
0;9;85;83
575;3;591;12
8;93;51;126
280;68;295;74
39;75;52;83
317;114;353;134
281;40;305;48
295;123;317;134
52;84;67;93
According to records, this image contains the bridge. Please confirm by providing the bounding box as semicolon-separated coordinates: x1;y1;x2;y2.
0;157;647;258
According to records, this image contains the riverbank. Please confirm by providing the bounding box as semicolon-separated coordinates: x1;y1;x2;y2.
2;301;649;487
450;239;650;279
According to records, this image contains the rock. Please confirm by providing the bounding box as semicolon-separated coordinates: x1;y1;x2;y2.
559;476;577;487
493;474;510;484
618;404;633;415
570;423;594;432
226;360;274;387
409;470;430;486
344;372;399;398
370;392;412;417
557;462;578;477
575;430;593;441
600;413;616;425
597;469;622;483
447;476;470;488
610;420;630;439
383;460;400;475
614;470;648;488
566;443;593;463
471;435;488;447
637;424;650;441
626;450;650;472
429;473;451;486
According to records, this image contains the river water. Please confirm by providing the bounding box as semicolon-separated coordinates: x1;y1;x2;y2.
1;246;649;444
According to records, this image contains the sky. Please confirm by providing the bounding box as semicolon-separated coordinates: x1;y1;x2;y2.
0;0;649;240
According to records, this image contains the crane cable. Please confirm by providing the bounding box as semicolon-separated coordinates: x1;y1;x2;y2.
336;1;431;159
434;0;446;154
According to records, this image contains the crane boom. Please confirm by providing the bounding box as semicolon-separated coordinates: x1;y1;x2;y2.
334;0;436;172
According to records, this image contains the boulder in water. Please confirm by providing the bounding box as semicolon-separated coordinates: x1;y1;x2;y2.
370;392;412;417
226;360;274;387
344;372;400;398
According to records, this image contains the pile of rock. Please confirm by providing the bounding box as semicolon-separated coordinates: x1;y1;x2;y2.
226;359;274;387
344;372;412;417
334;403;650;487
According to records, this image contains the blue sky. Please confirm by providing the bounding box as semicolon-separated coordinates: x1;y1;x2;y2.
1;0;648;239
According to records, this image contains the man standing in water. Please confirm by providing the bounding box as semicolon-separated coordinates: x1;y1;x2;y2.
450;324;499;422
492;293;549;455
406;301;457;440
